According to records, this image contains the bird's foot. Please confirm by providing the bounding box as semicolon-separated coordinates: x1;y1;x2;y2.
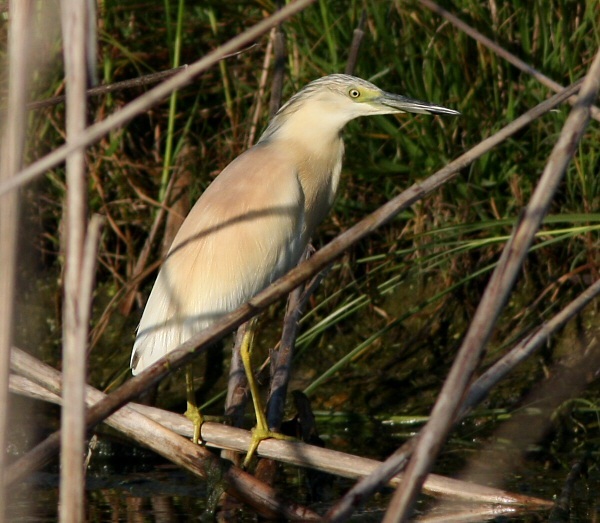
185;403;204;445
242;426;294;469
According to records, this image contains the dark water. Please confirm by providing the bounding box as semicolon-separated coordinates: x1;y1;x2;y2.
7;402;600;522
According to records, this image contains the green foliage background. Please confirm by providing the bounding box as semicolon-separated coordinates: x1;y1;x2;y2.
2;0;598;453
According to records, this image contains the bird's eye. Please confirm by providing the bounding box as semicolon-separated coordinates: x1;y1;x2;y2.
349;88;361;98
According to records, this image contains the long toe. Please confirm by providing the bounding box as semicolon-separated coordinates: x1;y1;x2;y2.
242;427;295;468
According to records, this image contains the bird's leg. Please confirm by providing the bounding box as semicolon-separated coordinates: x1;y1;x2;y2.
184;364;203;444
241;319;292;468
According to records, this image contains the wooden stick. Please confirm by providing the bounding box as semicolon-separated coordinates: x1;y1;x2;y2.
267;257;325;430
548;454;589;521
246;33;273;148
344;9;366;76
26;66;185;111
0;1;31;518
268;23;286;118
224;324;250;432
59;0;94;519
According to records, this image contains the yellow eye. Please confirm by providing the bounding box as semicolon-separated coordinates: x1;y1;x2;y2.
349;88;360;98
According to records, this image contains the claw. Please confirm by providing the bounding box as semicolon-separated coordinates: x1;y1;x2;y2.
185;365;203;444
242;426;293;468
185;403;204;445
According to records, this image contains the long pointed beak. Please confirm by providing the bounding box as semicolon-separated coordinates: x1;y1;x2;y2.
379;91;460;116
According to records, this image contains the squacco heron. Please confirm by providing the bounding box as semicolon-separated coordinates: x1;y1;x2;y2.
131;74;458;465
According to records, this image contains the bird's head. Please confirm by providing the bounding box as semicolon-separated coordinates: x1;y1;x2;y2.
260;74;459;144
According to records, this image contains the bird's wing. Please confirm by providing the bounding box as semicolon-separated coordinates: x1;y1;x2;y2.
131;144;306;373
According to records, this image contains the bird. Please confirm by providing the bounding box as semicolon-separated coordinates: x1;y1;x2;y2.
130;74;459;465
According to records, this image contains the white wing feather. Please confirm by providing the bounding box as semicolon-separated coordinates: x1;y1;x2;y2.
131;144;306;374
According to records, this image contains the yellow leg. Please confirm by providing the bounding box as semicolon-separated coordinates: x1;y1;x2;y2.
184;364;203;444
241;320;292;468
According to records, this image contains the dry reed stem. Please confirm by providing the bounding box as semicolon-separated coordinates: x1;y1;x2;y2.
344;9;366;76
0;0;317;198
58;0;94;520
119;165;180;316
414;505;526;522
224;324;250;435
25;46;256;111
8;78;582;487
268;24;286;118
265;250;320;430
246;30;274;148
59;215;102;519
548;455;589;521
461;278;600;415
25;66;186;110
0;1;31;520
266;281;304;429
434;341;600;519
419;0;600;122
7;348;551;509
382;47;600;523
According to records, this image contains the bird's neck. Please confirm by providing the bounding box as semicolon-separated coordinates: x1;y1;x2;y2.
266;111;347;241
263;100;350;151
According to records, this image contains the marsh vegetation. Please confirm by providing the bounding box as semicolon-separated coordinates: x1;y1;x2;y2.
1;0;599;520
